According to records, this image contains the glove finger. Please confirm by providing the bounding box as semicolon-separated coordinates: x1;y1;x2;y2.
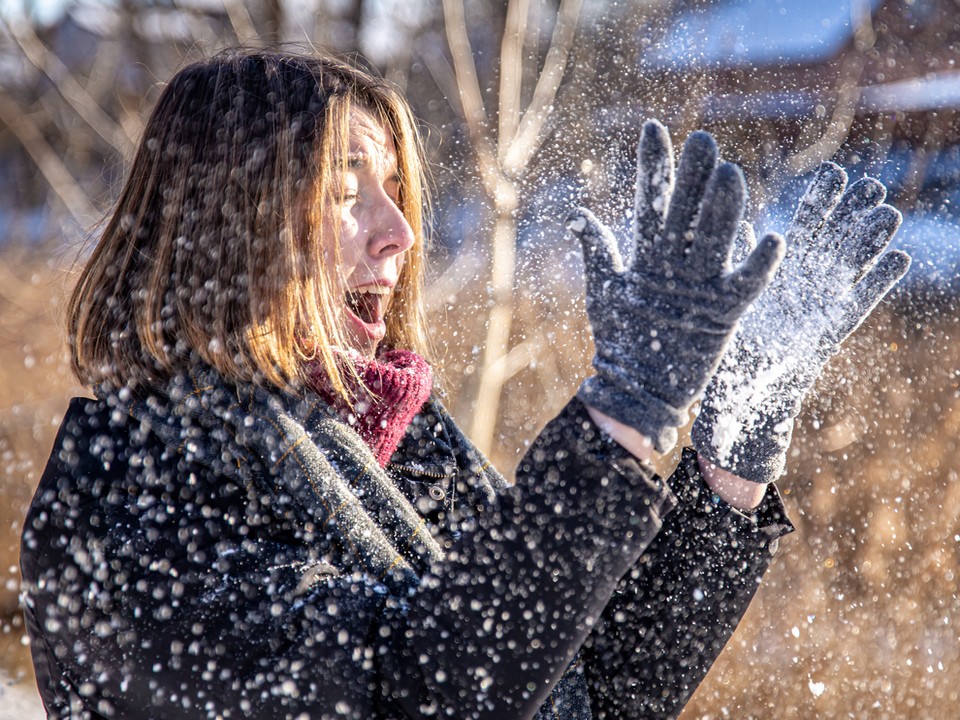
727;231;785;305
829;250;911;346
633;120;674;261
690;162;747;275
787;162;847;255
731;220;757;266
816;177;887;255
567;207;625;287
657;130;718;262
839;204;902;281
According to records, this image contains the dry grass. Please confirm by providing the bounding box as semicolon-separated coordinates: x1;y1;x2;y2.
0;246;86;687
679;294;960;719
2;245;958;716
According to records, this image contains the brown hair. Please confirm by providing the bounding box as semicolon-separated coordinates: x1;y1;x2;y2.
68;48;431;397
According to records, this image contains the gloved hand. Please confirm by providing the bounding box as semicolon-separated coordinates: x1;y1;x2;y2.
568;120;784;453
692;162;912;484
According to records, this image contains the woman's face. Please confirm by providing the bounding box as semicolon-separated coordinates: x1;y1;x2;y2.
325;110;415;358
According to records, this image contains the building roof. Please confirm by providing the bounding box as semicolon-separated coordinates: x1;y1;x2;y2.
646;0;885;69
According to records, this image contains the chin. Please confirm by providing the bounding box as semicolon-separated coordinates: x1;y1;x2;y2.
343;332;380;359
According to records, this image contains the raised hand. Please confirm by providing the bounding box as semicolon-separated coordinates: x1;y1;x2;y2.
692;162;912;484
568;120;784;453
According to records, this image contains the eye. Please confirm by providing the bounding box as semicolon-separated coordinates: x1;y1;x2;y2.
334;180;360;204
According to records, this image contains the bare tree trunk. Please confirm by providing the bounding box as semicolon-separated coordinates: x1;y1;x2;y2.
441;0;583;455
468;184;518;451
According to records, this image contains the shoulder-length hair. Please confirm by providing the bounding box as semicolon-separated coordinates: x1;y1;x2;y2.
68;48;431;398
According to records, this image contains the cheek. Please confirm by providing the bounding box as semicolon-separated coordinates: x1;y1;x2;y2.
323;210;364;268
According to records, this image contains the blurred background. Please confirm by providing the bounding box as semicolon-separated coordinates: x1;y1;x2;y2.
2;0;960;717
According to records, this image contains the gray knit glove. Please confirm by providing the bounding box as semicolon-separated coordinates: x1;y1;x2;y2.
568;120;784;453
692;162;912;483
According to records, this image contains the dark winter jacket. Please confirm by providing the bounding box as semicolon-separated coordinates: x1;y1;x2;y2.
20;378;791;720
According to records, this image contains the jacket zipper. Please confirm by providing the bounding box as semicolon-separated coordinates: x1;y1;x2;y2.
387;462;455;480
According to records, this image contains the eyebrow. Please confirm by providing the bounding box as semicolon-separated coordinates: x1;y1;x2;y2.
345;152;401;183
346;152;367;169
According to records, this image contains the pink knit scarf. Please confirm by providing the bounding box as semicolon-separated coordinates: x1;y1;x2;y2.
306;348;434;467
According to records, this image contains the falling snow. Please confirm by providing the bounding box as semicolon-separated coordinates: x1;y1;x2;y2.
1;2;960;720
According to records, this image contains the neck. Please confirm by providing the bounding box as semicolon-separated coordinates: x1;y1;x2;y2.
306;348;434;467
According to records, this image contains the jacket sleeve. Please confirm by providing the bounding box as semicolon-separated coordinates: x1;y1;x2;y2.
379;397;678;719
582;447;795;719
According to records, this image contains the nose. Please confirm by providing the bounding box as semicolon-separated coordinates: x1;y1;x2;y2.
368;193;415;259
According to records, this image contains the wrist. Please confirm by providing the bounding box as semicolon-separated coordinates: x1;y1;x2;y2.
691;403;794;486
697;454;767;511
577;376;681;454
584;405;655;463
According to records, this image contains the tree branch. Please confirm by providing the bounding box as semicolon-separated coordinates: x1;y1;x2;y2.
502;0;583;175
441;0;500;196
222;0;260;43
498;0;530;162
0;94;99;225
1;16;135;157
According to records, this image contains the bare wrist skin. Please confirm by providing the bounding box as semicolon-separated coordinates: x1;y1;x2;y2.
697;455;766;511
584;405;655;463
584;405;765;511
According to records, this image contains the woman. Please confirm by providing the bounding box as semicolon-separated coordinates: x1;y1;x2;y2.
20;49;908;719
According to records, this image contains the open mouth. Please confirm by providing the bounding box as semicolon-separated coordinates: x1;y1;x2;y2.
345;284;391;327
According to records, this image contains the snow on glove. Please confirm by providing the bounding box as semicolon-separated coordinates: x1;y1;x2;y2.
692;162;912;484
568;120;784;453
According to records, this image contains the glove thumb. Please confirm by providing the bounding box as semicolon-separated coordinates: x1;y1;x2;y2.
567;207;625;283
